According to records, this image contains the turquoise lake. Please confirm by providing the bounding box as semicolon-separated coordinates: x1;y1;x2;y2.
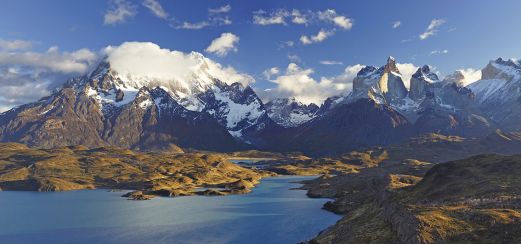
0;176;340;244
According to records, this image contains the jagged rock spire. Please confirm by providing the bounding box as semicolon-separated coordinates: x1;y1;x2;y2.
383;56;400;74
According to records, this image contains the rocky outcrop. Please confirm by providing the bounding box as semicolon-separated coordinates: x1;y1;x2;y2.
377;57;408;103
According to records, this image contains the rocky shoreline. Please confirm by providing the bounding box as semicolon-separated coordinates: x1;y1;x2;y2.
299;154;521;243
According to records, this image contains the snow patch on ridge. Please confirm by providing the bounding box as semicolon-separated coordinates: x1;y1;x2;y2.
212;87;264;131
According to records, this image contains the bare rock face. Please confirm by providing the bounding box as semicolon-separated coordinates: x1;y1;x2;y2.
348;57;408;106
409;65;439;101
0;62;250;151
0;88;106;148
377;57;408;102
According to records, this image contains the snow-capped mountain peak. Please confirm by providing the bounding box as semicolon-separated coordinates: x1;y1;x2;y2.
466;57;521;131
481;57;521;81
67;46;268;141
265;97;319;127
413;65;439;83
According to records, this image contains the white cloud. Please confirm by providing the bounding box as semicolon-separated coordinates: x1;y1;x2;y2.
430;49;449;55
392;21;401;29
320;60;343;65
322;64;364;91
253;8;353;30
0;47;97;73
0;39;32;50
300;29;335;45
396;63;419;88
0;45;99;112
263;63;363;105
0;80;52;112
317;9;353;30
291;9;308;25
174;6;231;29
205;33;240;57
253;9;288;25
143;0;168;19
177;21;210;30
105;42;254;87
457;68;482;86
263;67;280;79
0;41;257;112
209;4;231;14
104;0;137;25
419;19;446;40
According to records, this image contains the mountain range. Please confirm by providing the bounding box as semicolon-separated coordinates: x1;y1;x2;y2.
0;53;519;155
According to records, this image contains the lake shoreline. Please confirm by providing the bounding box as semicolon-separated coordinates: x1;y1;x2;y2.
0;175;341;244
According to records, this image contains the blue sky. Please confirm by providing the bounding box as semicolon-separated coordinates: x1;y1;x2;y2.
0;0;520;108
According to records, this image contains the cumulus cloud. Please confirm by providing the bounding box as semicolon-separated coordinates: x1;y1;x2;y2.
104;0;137;25
300;29;336;45
317;9;353;30
0;39;32;50
0;46;97;73
253;9;289;25
0;68;71;112
0;41;259;112
392;21;401;29
262;67;280;79
291;9;309;25
430;49;449;55
143;0;168;19
320;60;343;65
105;42;253;87
396;63;419;88
321;64;364;91
457;68;482;86
263;63;363;105
0;45;99;112
205;33;240;57
419;19;446;40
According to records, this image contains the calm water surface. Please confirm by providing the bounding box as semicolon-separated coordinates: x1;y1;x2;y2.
0;176;340;244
